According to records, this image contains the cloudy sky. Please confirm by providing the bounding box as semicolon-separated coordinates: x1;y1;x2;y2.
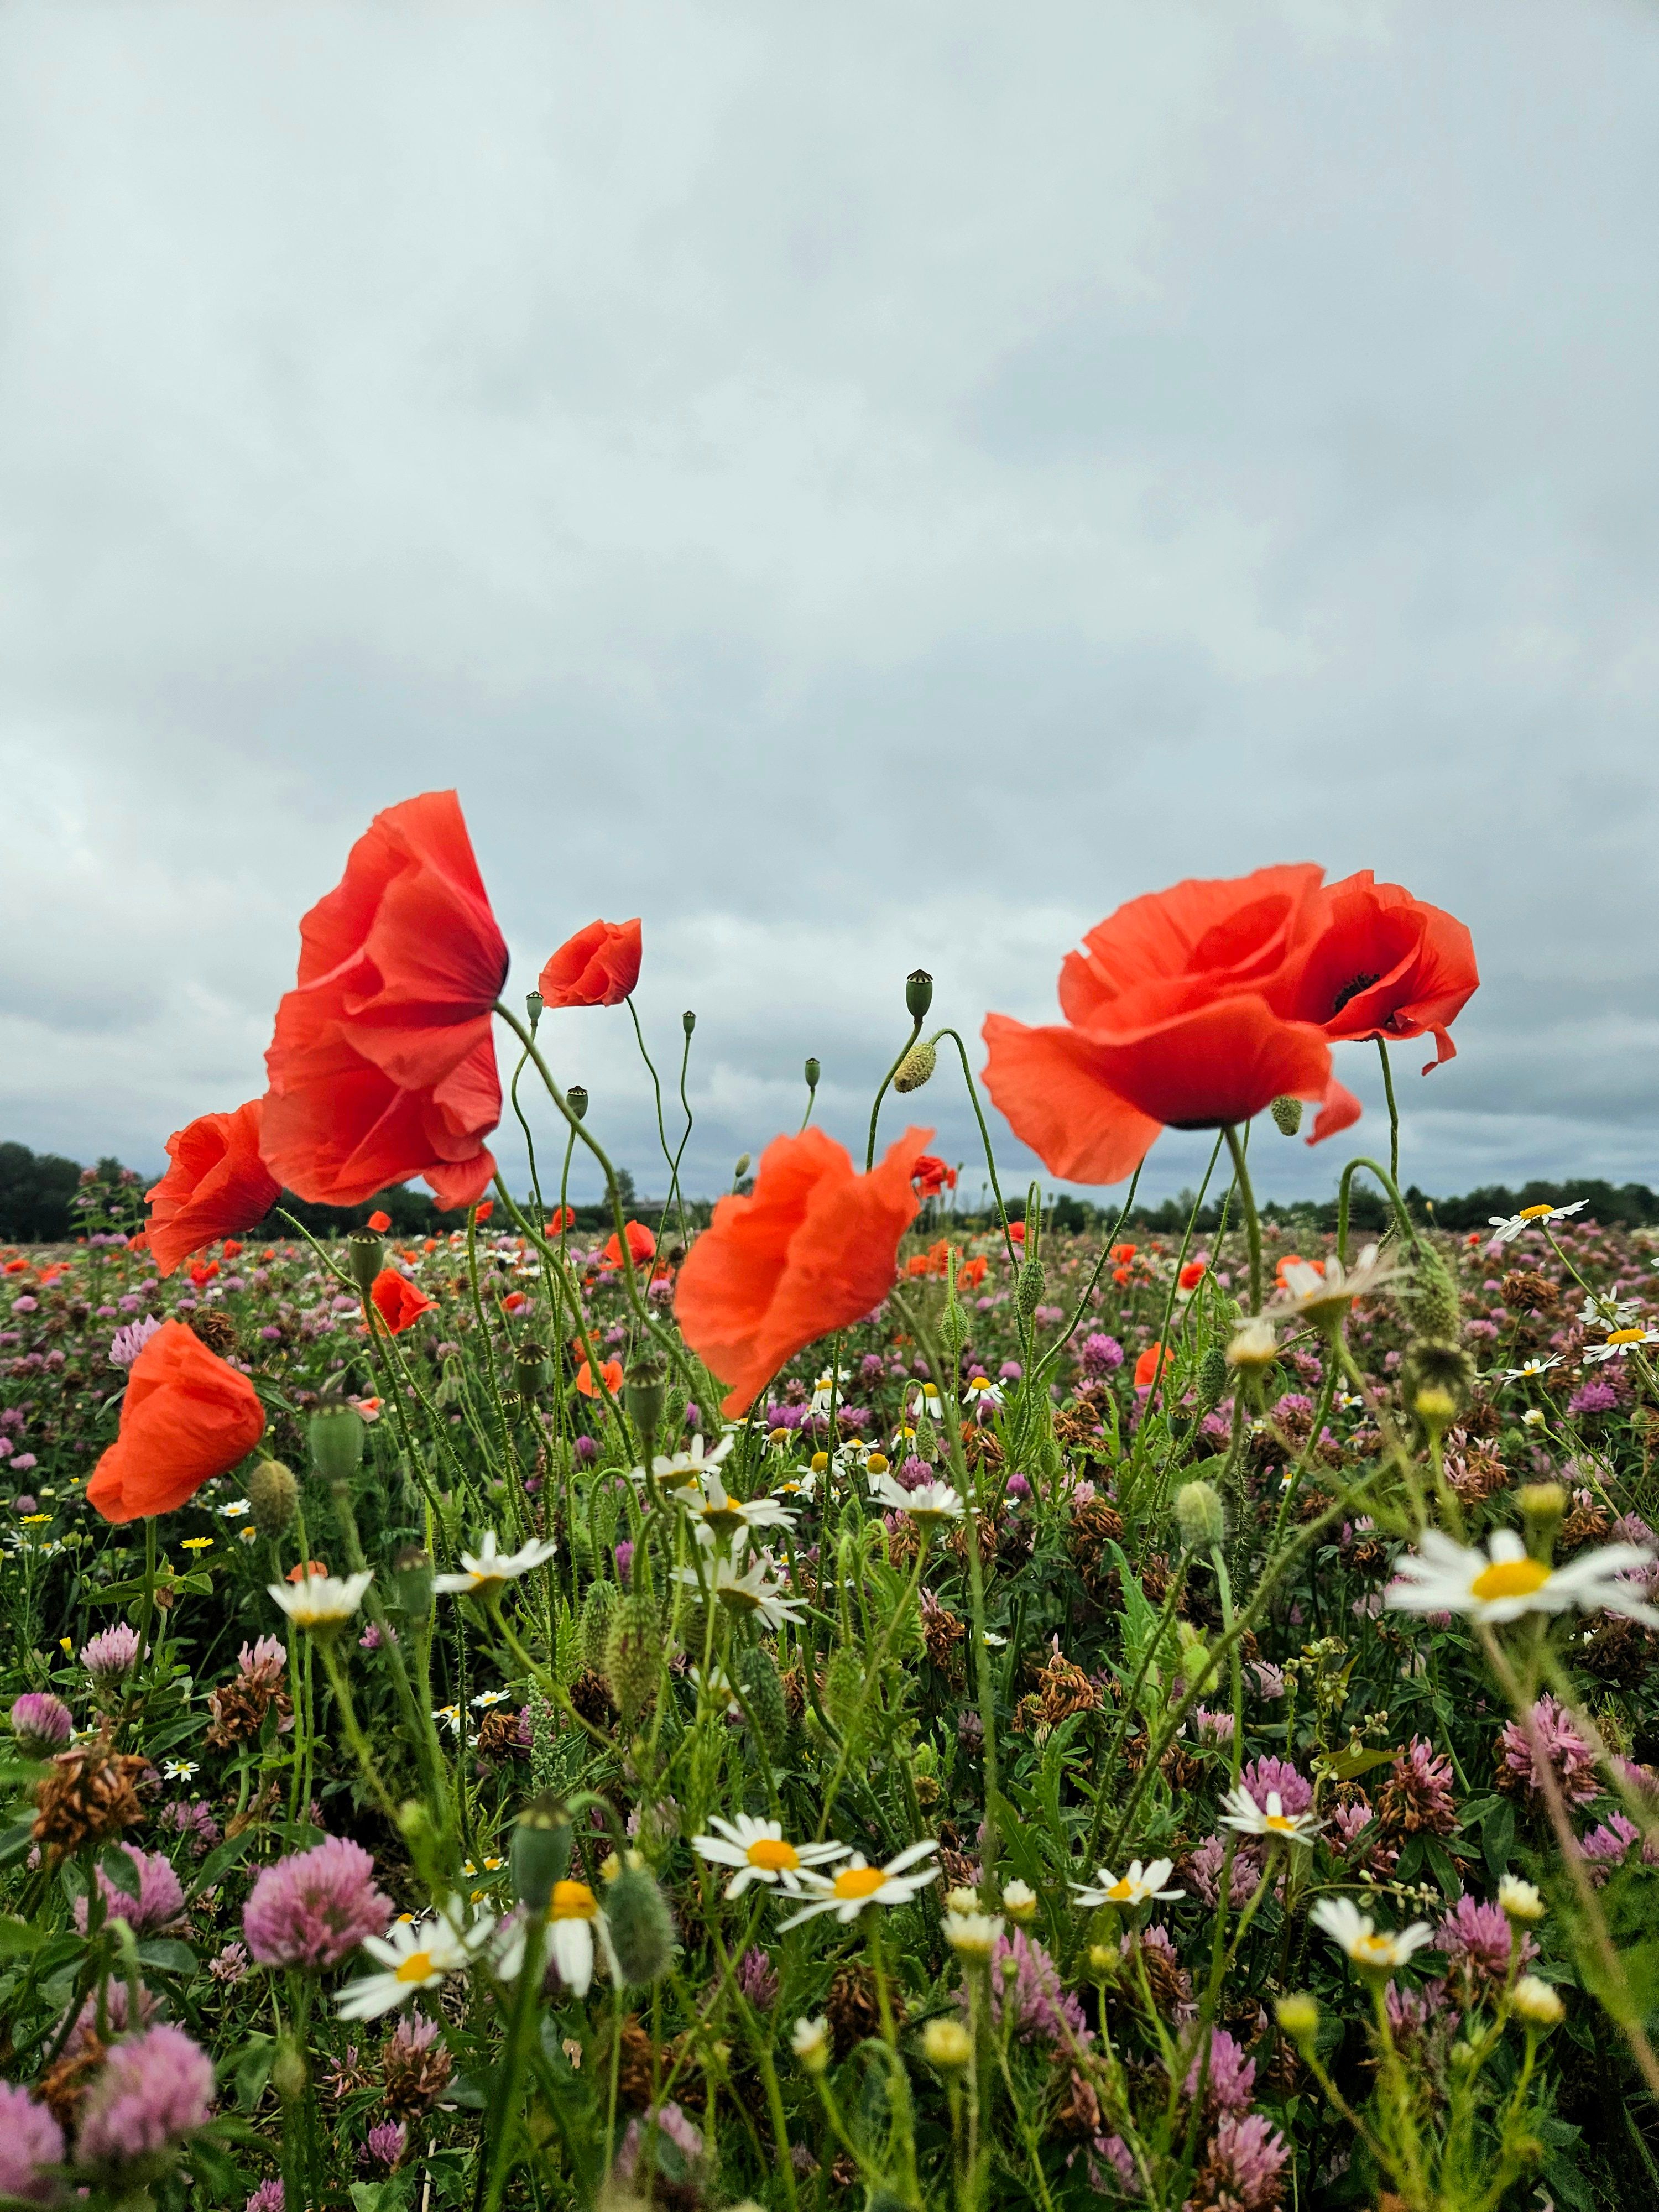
4;0;1657;1211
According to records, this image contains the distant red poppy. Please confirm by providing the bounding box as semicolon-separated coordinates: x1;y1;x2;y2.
958;1255;988;1288
545;1208;577;1234
576;1355;625;1399
1112;1244;1136;1262
371;1269;437;1334
911;1155;958;1199
288;1559;330;1582
982;865;1360;1186
601;1220;657;1270
144;1101;283;1277
539;919;642;1010
1286;870;1478;1072
1178;1261;1206;1291
1134;1344;1172;1391
261;791;507;1211
189;1260;221;1287
87;1321;265;1524
1008;1221;1026;1246
473;1200;494;1224
675;1126;930;1416
367;1210;392;1233
222;1240;243;1259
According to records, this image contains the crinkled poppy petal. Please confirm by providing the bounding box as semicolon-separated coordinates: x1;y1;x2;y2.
980;1015;1164;1186
539;919;642;1009
145;1100;282;1276
1308;1074;1363;1145
88;1322;265;1524
1081;998;1335;1132
1059;864;1328;1031
1294;871;1479;1062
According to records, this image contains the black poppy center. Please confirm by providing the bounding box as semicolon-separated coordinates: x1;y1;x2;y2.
1331;972;1381;1016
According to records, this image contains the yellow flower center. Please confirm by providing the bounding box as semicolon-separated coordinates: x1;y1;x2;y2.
1519;1205;1556;1220
1104;1877;1136;1902
1264;1814;1296;1832
867;1453;890;1474
551;1880;599;1921
1354;1934;1392;1961
832;1866;890;1901
1470;1557;1552;1602
1605;1328;1646;1347
746;1838;800;1872
395;1950;434;1983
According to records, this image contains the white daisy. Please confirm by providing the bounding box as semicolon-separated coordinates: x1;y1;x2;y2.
867;1471;967;1527
493;1882;613;1998
670;1469;799;1550
470;1688;512;1709
1070;1858;1185;1908
337;1912;490;2020
220;1499;252;1519
1498;1355;1562;1383
687;1664;745;1718
1578;1294;1641;1331
1217;1787;1323;1845
431;1532;558;1596
943;1911;1003;1956
1386;1526;1659;1627
691;1814;850;1897
1487;1199;1587;1245
1265;1244;1396;1326
161;1759;199;1782
776;1840;941;1929
1583;1327;1659;1365
964;1375;1004;1413
432;1704;463;1735
676;1554;805;1631
632;1432;734;1488
809;1368;852;1418
907;1383;944;1421
268;1569;374;1634
1312;1896;1434;1976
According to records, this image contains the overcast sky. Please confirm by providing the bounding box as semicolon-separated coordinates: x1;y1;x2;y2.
3;0;1657;1212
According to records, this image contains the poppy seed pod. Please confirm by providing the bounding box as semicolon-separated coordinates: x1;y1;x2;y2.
247;1457;299;1538
1196;1344;1230;1411
1399;1243;1460;1344
525;988;545;1032
1270;1095;1304;1137
894;1041;937;1094
515;1343;551;1399
739;1645;789;1745
625;1359;667;1448
604;1855;676;1986
581;1581;620;1677
510;1795;574;1911
1175;1479;1227;1550
346;1230;382;1300
906;969;935;1022
804;1057;821;1091
567;1085;589;1121
309;1405;364;1484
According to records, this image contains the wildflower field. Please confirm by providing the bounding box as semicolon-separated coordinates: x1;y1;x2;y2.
4;795;1658;2212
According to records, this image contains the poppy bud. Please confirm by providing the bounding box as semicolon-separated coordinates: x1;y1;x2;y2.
804;1057;821;1091
247;1457;299;1538
309;1405;364;1485
516;1343;551;1399
272;2040;308;2103
625;1359;667;1448
683;1010;696;1037
510;1794;574;1910
1401;1337;1474;1412
733;1154;752;1182
1196;1345;1230;1411
581;1580;620;1676
605;1594;664;1725
604;1855;676;1986
739;1645;789;1745
1175;1479;1226;1551
525;988;545;1034
1016;1258;1046;1319
347;1229;382;1300
1269;1095;1303;1137
567;1085;589;1121
894;1041;936;1094
1399;1243;1460;1344
940;1298;968;1361
906;969;935;1022
393;1543;433;1623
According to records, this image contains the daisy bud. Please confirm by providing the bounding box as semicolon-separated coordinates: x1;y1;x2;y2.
945;1911;1002;1957
894;1041;937;1094
525;987;544;1032
1275;1991;1319;2044
922;2018;973;2069
1498;1874;1545;1922
308;1406;363;1485
567;1085;589;1121
905;969;934;1023
791;2016;831;2074
1175;1480;1226;1552
347;1229;382;1298
1519;1481;1566;1528
804;1056;821;1091
246;1458;299;1539
510;1794;573;1911
1269;1095;1303;1137
1511;1975;1564;2027
945;1886;979;1916
1225;1317;1277;1369
1522;1407;1546;1430
1000;1879;1037;1923
1087;1943;1118;1978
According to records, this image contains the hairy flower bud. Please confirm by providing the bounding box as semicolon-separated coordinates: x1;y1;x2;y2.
922;2018;972;2068
1175;1480;1226;1551
624;1360;667;1450
894;1041;937;1094
1269;1095;1304;1137
1399;1241;1460;1344
1196;1345;1230;1411
581;1582;620;1678
733;1154;752;1182
510;1795;573;1911
905;969;935;1023
308;1406;363;1485
939;1298;969;1361
238;1459;296;1541
604;1856;676;1986
739;1645;789;1745
1016;1259;1046;1320
604;1595;664;1726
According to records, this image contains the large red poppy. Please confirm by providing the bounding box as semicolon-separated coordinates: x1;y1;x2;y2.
676;1125;931;1416
260;792;508;1209
87;1321;266;1524
1284;870;1478;1072
982;866;1361;1185
370;1269;437;1334
144;1101;283;1277
539;919;642;1009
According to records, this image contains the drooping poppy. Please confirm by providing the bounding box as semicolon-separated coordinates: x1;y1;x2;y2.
576;1356;625;1399
958;1255;988;1288
87;1322;266;1524
911;1155;958;1198
1285;870;1479;1072
367;1210;392;1233
601;1220;657;1270
1008;1221;1026;1245
144;1101;283;1277
539;919;643;1010
675;1125;931;1416
260;791;508;1210
982;865;1361;1186
370;1270;437;1334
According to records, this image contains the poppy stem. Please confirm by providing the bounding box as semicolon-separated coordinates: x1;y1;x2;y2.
929;1029;1020;1268
866;1018;922;1172
1220;1126;1262;1313
1376;1039;1400;1187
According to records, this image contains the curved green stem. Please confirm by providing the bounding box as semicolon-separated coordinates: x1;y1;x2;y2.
1221;1125;1261;1313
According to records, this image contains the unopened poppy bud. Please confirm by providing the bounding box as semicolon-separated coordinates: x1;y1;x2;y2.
347;1229;382;1300
1276;1991;1319;2044
605;1858;676;1985
1175;1479;1226;1551
525;988;544;1033
625;1359;667;1447
683;1010;696;1037
733;1154;752;1181
804;1057;821;1091
567;1085;589;1121
1400;1243;1461;1343
1016;1258;1046;1319
309;1405;364;1485
1413;1384;1457;1427
581;1581;620;1676
1270;1095;1303;1137
510;1793;573;1910
247;1458;299;1538
1196;1345;1230;1410
906;969;935;1022
606;1594;664;1726
894;1041;936;1094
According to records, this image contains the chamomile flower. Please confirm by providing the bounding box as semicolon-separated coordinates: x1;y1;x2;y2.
867;1471;967;1527
1264;1245;1396;1329
670;1469;798;1549
808;1368;852;1417
337;1912;491;2020
432;1704;463;1735
1312;1897;1434;1977
776;1841;940;1929
688;1665;745;1718
431;1532;557;1597
907;1383;944;1421
161;1759;199;1782
1578;1293;1642;1331
268;1569;374;1634
1218;1787;1323;1845
676;1555;805;1631
691;1814;849;1897
1511;1975;1564;2026
220;1499;252;1519
1386;1526;1659;1627
1498;1356;1562;1383
1498;1875;1545;1921
1071;1859;1185;1908
1486;1199;1587;1245
632;1432;734;1488
470;1688;511;1709
1000;1880;1037;1923
964;1375;1003;1413
1583;1327;1659;1365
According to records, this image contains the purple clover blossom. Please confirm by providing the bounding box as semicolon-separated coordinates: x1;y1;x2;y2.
245;2183;285;2212
210;1942;250;1986
1578;1813;1659;1879
73;1848;185;1937
614;1540;635;1584
0;2083;64;2204
735;1945;779;2010
1192;1707;1234;1745
1078;1332;1123;1376
242;1837;393;1969
81;1624;142;1679
1183;2026;1256;2114
68;1982;160;2057
76;2024;215;2169
1437;1895;1537;1983
615;2103;703;2187
366;2121;408;2169
1567;1378;1621;1416
1386;1976;1455;2045
984;1930;1091;2050
1199;2112;1290;2209
158;1799;222;1857
1248;1662;1286;1700
1497;1693;1600;1808
1238;1756;1313;1818
108;1315;164;1370
10;1692;73;1753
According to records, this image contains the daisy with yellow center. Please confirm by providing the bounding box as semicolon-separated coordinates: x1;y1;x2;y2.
776;1840;940;1929
1312;1897;1434;1978
337;1912;489;2020
1486;1199;1587;1244
268;1568;374;1635
431;1531;557;1597
1387;1526;1658;1627
1218;1787;1323;1845
1070;1858;1185;1910
691;1813;850;1897
1583;1326;1659;1365
669;1469;798;1550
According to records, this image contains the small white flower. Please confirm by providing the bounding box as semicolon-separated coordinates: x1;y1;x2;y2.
1225;1317;1279;1369
692;1814;850;1898
1486;1199;1587;1245
1498;1874;1546;1922
809;1368;852;1418
337;1912;491;2020
220;1499;252;1519
943;1911;1003;1956
1000;1879;1037;1923
1578;1294;1641;1331
791;2016;831;2072
1511;1974;1564;2025
777;1840;940;1929
964;1375;1003;1411
162;1759;199;1782
1583;1327;1659;1366
676;1554;805;1632
268;1569;374;1632
1264;1244;1396;1325
907;1383;944;1421
632;1432;735;1487
1498;1355;1562;1383
1071;1858;1185;1908
432;1704;463;1734
670;1469;799;1550
1218;1787;1323;1846
1312;1896;1434;1976
1386;1526;1659;1627
470;1688;511;1709
867;1471;967;1527
687;1665;744;1719
432;1532;558;1596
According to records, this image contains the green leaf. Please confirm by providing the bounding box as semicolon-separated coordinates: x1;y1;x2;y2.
1423;1835;1462;1900
0;1819;38;1868
134;1937;198;1976
101;1845;143;1902
233;2034;275;2113
1322;1745;1399;1783
1482;1799;1515;1882
185;2134;248;2205
187;1826;258;1902
0;1916;44;1957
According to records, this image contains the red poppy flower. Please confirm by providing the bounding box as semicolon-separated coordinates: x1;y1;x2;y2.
675;1125;931;1416
539;918;643;1010
576;1356;625;1398
1008;1221;1026;1246
371;1269;437;1334
1283;869;1479;1072
288;1559;330;1582
982;865;1361;1186
958;1255;988;1288
545;1208;576;1234
911;1154;958;1198
87;1321;266;1524
1112;1244;1137;1262
602;1220;657;1270
1178;1261;1207;1292
473;1200;494;1224
260;791;507;1211
1133;1344;1172;1390
189;1260;221;1287
367;1210;392;1233
144;1101;283;1277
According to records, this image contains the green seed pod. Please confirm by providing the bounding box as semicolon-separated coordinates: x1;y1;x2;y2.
581;1580;620;1677
1399;1241;1460;1344
308;1405;364;1485
804;1056;821;1091
1196;1345;1230;1412
246;1458;299;1538
1269;1095;1304;1138
739;1644;789;1745
1175;1479;1227;1551
604;1855;676;1986
939;1296;968;1362
825;1645;867;1735
510;1793;574;1911
625;1359;667;1450
683;1009;697;1037
605;1594;664;1725
733;1154;752;1182
1016;1258;1047;1320
567;1084;589;1121
905;969;935;1022
347;1229;382;1299
894;1041;936;1094
516;1343;551;1399
525;987;545;1032
392;1544;433;1624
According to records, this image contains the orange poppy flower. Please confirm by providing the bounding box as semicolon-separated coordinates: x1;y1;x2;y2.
260;791;507;1211
367;1209;392;1233
958;1256;988;1288
545;1207;576;1234
576;1356;624;1398
87;1321;266;1524
189;1260;221;1287
675;1125;931;1416
1008;1222;1026;1245
371;1270;437;1334
601;1220;657;1270
1178;1261;1207;1292
1134;1344;1172;1390
144;1101;283;1277
288;1559;330;1582
539;918;643;1009
1285;870;1478;1072
911;1154;957;1198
